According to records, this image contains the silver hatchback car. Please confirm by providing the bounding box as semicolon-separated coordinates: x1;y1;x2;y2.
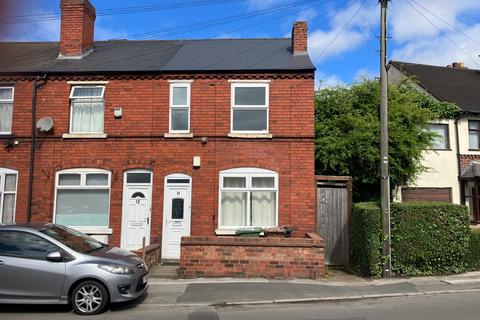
0;223;148;315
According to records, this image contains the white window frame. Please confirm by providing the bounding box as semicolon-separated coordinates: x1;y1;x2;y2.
0;86;14;135
230;82;269;134
53;168;111;231
218;167;278;229
429;123;450;150
0;168;18;224
469;119;480;150
169;82;191;133
69;85;105;134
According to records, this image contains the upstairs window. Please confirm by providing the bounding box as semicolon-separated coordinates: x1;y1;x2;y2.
469;120;480;150
0;87;14;134
0;168;17;224
169;82;191;133
429;124;449;150
55;169;110;227
69;86;105;134
219;168;278;228
231;83;269;133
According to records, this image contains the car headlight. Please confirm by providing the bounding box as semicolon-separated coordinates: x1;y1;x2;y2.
98;264;134;275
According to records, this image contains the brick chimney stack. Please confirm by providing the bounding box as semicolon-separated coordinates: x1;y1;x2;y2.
291;21;308;55
59;0;96;58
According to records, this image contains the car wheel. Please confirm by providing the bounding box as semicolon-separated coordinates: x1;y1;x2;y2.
71;280;109;315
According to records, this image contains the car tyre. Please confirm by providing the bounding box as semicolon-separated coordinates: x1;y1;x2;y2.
71;280;109;315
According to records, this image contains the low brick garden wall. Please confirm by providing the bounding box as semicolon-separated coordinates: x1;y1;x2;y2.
132;243;161;269
178;233;325;279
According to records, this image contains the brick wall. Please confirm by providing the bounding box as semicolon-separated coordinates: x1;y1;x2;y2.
0;73;315;246
132;243;161;269
460;155;480;175
178;233;325;279
4;74;314;137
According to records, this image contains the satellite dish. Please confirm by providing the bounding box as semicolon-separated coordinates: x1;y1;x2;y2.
36;116;54;133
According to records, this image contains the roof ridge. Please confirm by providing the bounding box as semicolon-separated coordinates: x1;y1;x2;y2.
0;38;289;45
94;37;290;43
390;60;480;72
0;41;59;44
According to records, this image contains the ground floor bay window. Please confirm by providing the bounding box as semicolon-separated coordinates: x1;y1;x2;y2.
219;168;278;229
54;169;111;230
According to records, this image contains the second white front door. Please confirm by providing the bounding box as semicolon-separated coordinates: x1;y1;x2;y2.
162;175;191;260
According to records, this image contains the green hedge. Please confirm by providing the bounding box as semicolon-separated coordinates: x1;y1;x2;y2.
352;202;383;277
469;228;480;270
352;202;471;277
391;202;470;275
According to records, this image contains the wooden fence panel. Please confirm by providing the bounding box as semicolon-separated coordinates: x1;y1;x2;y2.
316;179;351;266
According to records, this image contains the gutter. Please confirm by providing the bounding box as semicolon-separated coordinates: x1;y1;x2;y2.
26;74;47;222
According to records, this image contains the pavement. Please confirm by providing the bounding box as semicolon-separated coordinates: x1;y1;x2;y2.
141;264;480;307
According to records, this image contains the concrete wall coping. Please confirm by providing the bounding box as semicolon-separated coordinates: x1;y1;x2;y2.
181;233;323;248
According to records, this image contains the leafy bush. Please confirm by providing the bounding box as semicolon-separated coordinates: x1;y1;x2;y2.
352;202;383;277
352;202;471;277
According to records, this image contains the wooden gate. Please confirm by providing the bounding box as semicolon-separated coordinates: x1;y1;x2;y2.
316;176;352;266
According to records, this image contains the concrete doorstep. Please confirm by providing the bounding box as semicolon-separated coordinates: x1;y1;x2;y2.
141;271;480;308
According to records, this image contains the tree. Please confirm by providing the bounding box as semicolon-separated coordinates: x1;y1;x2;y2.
315;79;461;202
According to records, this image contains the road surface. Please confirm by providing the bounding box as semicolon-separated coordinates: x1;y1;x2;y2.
1;291;479;320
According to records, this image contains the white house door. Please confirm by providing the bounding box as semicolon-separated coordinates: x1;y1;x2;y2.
121;171;152;250
162;175;191;260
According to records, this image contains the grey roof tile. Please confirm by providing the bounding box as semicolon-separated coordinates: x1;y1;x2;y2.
0;39;315;74
390;60;480;113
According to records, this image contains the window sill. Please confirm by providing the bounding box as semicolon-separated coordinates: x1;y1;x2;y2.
164;133;193;138
62;133;107;139
228;133;273;139
0;133;13;137
468;149;480;152
68;226;112;235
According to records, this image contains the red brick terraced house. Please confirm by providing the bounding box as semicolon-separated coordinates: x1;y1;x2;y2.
0;0;319;270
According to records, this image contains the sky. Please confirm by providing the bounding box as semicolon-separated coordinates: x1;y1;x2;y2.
1;0;480;89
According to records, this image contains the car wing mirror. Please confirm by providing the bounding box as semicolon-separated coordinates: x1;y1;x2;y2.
46;251;63;262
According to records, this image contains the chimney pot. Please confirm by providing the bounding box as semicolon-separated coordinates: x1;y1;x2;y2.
59;0;96;58
451;62;466;69
291;21;308;55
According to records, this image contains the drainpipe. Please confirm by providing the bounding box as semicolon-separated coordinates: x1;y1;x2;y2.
455;117;464;205
26;75;47;222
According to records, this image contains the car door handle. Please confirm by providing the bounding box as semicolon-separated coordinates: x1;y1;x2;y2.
0;260;5;266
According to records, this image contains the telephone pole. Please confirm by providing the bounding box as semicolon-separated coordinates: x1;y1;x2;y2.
379;0;391;277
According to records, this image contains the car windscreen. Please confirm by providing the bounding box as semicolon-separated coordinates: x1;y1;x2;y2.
40;225;105;253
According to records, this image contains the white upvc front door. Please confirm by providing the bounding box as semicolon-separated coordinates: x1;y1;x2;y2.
162;174;191;260
121;171;152;250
